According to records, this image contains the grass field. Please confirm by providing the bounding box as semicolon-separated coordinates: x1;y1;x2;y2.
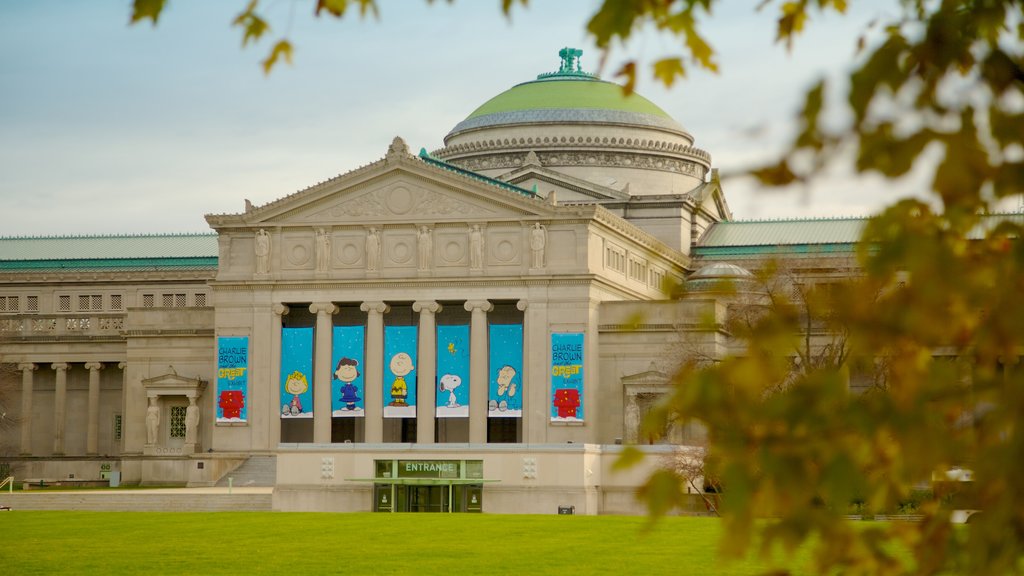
0;512;817;575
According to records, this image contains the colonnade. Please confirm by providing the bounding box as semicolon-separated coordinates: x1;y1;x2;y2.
273;299;526;445
17;360;125;456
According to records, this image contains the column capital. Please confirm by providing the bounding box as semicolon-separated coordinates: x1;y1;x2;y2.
360;301;390;315
464;299;493;313
273;303;291;316
412;300;442;314
516;299;528;311
309;302;339;316
18;362;37;372
84;362;104;371
51;362;69;372
118;361;127;370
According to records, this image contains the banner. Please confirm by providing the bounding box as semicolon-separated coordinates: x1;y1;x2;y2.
436;324;470;417
332;325;366;417
550;332;584;422
216;336;249;423
489;324;523;417
384;325;417;418
281;326;314;419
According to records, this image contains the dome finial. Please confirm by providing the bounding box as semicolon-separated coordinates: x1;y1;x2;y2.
538;47;597;81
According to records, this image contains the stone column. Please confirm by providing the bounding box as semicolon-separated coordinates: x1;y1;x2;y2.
271;304;289;446
84;362;104;455
413;301;441;444
465;300;493;443
52;362;69;455
310;302;339;444
361;301;389;443
18;363;36;455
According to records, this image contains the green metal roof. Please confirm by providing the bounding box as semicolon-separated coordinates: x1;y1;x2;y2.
0;233;218;271
417;148;537;197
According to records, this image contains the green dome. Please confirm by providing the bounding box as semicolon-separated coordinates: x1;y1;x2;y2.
446;48;688;141
466;77;673;120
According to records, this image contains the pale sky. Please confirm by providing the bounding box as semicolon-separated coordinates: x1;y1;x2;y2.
0;1;931;237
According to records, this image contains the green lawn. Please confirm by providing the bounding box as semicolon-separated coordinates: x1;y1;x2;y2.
0;512;816;575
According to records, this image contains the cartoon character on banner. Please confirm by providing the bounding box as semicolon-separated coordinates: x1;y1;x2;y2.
439;374;463;408
389;352;413;406
335;357;361;411
282;370;308;416
489;365;518;412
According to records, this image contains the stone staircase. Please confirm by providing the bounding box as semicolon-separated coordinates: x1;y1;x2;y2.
215;455;277;488
0;489;273;512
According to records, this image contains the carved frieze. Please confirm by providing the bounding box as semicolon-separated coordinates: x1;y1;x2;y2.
451;151;706;178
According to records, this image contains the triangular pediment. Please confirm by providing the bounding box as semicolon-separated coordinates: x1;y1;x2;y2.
688;178;732;222
207;140;562;229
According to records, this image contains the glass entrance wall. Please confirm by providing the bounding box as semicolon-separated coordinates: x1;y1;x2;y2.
372;459;484;513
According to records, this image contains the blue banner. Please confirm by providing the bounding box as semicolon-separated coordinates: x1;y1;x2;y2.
489;324;524;417
281;326;314;419
384;325;417;418
332;325;366;417
436;324;470;418
216;336;249;423
550;332;584;422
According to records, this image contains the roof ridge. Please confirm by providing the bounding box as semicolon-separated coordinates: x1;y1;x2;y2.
724;216;868;224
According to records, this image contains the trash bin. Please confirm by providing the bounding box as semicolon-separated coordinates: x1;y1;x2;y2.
557;505;575;515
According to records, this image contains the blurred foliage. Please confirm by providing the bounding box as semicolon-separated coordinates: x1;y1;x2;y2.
130;0;1024;573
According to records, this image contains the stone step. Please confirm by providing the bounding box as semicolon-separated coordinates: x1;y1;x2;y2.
0;491;273;512
215;455;277;488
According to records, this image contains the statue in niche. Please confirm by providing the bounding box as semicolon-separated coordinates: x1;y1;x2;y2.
254;229;271;274
417;226;432;271
316;228;331;272
184;399;200;445
365;227;381;271
145;398;160;445
530;223;547;268
469;224;484;270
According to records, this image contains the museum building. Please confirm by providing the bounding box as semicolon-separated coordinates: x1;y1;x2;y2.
0;49;863;513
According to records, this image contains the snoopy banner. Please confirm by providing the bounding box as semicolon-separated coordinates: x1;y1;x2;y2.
280;326;314;419
332;325;366;417
436;324;470;418
550;332;584;422
384;325;417;418
216;336;249;423
488;324;523;417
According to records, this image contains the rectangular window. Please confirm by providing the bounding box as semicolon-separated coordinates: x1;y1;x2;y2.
92;295;103;310
59;295;71;312
194;293;207;307
143;294;155;308
27;295;38;313
162;294;173;307
169;406;187;438
79;295;90;310
113;414;122;441
174;293;186;307
110;294;123;311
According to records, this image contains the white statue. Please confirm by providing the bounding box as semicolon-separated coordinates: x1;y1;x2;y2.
469;224;483;270
254;229;271;274
184;401;200;445
366;228;381;271
530;222;547;268
316;228;331;272
145;399;160;445
417;226;432;271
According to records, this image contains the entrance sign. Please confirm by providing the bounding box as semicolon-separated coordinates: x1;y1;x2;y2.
280;327;314;419
488;324;523;417
332;325;366;417
436;324;470;418
397;460;460;479
216;336;249;423
384;325;417;418
550;332;584;422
